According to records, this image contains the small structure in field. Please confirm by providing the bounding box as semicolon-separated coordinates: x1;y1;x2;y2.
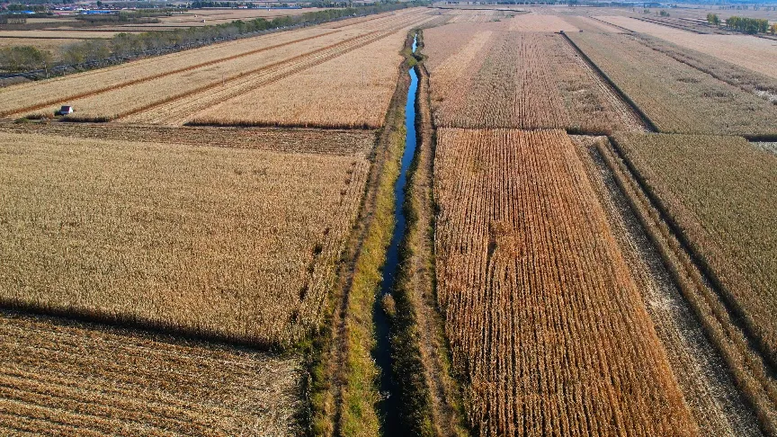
55;105;74;116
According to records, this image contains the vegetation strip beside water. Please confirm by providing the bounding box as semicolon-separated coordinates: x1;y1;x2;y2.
387;32;469;436
305;31;417;437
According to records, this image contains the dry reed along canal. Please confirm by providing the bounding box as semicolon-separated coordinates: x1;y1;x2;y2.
374;33;418;435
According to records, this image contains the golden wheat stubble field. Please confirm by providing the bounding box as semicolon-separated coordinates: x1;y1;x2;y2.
0;310;302;436
423;22;643;133
433;128;697;436
568;31;777;136
612;132;777;366
0;130;371;347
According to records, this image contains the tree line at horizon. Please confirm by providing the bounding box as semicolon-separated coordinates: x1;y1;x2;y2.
0;1;420;74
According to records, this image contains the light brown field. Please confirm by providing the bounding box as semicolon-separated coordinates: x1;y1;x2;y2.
434;128;696;436
568;31;777;136
508;13;579;31
424;24;643;133
9;10;430;123
0;130;370;347
441;8;514;23
562;15;625;33
600;133;777;435
596;15;777;80
0;310;301;436
187;27;409;128
153;7;327;26
122;11;431;126
572;135;763;437
29;28;372;121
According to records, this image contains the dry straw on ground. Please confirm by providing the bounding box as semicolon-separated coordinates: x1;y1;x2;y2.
0;26;334;117
0;9;428;120
0;131;370;347
508;13;579;32
433;128;697;436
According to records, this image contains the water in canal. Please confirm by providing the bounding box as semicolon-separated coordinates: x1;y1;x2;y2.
373;33;418;435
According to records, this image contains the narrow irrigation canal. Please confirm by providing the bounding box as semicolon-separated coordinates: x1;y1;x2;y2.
374;33;419;434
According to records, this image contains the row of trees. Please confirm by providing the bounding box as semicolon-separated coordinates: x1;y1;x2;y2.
726;15;770;34
707;13;774;34
0;46;53;73
0;2;417;74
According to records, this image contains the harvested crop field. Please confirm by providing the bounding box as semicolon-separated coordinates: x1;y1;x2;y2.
572;135;765;437
596;16;777;80
631;34;777;103
0;30;134;39
423;24;643;133
568;31;777;136
0;26;337;117
25;29;379;121
0;37;84;51
442;8;510;23
187;27;410;128
0;310;301;436
508;13;579;32
0;9;430;121
562;15;625;33
611;132;777;366
433;128;696;436
0;131;370;347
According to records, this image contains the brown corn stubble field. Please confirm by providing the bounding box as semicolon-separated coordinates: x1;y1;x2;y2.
433;128;696;436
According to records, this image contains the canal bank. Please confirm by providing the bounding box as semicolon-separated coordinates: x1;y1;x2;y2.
373;33;420;435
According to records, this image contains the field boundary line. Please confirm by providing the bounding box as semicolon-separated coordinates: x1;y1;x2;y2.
560;32;657;132
589;17;635;34
1;30;340;118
